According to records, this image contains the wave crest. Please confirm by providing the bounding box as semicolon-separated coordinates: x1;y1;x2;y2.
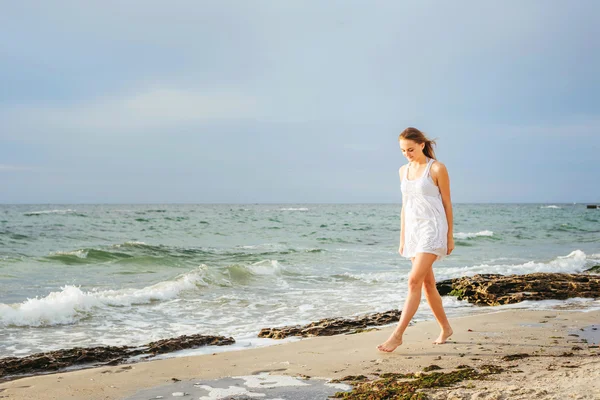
438;250;590;280
0;260;290;328
454;231;494;240
0;268;211;327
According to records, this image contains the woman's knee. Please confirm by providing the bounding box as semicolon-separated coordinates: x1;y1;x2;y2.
408;254;436;288
407;275;424;290
422;270;436;288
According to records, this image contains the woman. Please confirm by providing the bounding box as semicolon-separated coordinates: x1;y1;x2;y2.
377;127;455;353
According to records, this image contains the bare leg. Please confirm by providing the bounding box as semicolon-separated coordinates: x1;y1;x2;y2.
377;253;438;352
423;268;453;344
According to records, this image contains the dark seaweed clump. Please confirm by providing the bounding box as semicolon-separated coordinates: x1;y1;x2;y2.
332;365;504;400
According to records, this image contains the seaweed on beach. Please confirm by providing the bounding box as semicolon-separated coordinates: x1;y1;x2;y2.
501;353;531;361
258;310;402;339
422;365;442;372
330;375;369;383
0;334;234;380
331;366;505;400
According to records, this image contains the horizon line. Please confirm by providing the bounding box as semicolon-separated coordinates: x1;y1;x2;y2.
0;201;597;206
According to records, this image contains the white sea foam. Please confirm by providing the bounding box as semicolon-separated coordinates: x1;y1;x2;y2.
0;260;295;328
541;205;561;209
24;209;77;215
50;242;149;256
279;207;309;211
232;373;311;389
0;286;102;327
51;249;88;258
498;297;600;312
298;304;315;312
454;230;494;239
95;268;209;306
113;241;148;248
197;385;266;399
246;260;283;275
0;268;210;327
437;250;589;280
339;271;405;283
237;243;286;251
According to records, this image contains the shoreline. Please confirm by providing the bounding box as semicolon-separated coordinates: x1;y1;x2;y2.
0;302;575;382
1;309;599;399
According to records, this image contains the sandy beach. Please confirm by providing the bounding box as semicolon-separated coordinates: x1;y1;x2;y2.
1;308;599;400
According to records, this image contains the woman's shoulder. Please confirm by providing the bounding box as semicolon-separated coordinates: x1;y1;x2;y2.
430;160;447;172
430;160;449;179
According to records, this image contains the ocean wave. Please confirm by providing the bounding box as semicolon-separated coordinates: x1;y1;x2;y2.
51;249;88;258
541;205;561;209
0;231;30;240
0;259;295;328
553;223;579;232
164;216;189;221
0;254;23;263
24;209;76;215
552;223;598;233
24;209;85;217
44;242;313;267
46;248;134;264
454;241;474;247
216;260;293;285
330;273;361;282
94;268;209;306
48;242;179;264
0;286;102;327
113;241;148;248
0;268;211;327
243;259;284;276
279;208;309;211
437;250;590;280
333;271;404;284
317;237;352;244
453;230;494;240
305;248;324;253
238;244;323;254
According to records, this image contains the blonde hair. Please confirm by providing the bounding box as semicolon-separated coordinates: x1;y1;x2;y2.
398;127;437;160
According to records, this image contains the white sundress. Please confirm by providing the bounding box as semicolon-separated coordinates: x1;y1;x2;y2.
401;158;448;261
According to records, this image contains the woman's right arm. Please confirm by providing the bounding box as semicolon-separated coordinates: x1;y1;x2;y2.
400;201;405;254
399;166;405;254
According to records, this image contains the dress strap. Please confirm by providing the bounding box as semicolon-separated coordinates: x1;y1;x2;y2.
423;157;434;178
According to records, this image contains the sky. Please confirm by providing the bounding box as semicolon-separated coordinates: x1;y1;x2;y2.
1;1;599;204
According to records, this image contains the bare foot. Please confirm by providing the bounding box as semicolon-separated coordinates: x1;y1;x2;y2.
433;327;453;344
377;333;403;352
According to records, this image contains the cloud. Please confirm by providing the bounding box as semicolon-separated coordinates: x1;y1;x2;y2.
0;86;262;141
0;164;34;172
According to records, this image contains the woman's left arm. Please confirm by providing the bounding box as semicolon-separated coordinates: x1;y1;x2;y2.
433;162;454;255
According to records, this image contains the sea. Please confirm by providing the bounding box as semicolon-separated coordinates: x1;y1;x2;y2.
1;203;599;359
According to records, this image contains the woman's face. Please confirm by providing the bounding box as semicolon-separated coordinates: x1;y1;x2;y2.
399;139;424;161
